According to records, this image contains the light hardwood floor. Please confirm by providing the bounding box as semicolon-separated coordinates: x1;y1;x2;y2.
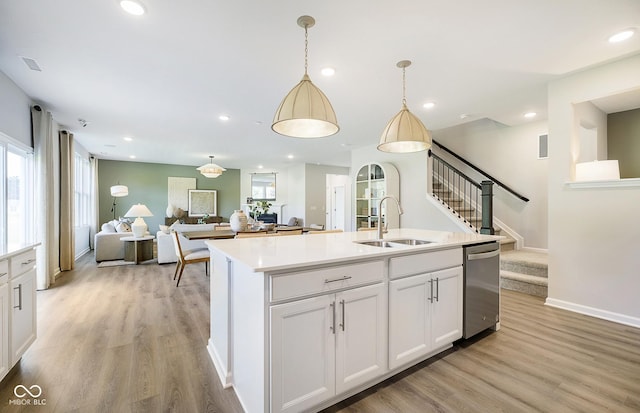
1;253;639;412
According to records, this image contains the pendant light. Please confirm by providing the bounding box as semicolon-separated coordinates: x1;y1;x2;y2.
378;60;432;153
197;155;226;178
272;15;339;138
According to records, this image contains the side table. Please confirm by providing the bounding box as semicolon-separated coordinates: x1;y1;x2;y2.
121;235;155;264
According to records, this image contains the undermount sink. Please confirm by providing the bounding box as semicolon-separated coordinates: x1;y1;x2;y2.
385;239;433;246
355;238;433;248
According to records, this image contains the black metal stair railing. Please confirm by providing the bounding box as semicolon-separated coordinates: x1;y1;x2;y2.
429;151;495;234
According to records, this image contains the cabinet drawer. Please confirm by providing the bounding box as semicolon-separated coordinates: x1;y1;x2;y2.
10;249;37;278
270;261;384;302
389;248;462;279
0;260;8;285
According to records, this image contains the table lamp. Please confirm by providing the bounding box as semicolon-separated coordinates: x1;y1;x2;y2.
124;203;153;237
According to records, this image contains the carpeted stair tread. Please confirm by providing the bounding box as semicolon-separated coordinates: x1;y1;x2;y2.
500;270;547;286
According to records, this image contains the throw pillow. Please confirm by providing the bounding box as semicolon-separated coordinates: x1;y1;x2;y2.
116;221;132;233
101;222;116;233
287;217;298;226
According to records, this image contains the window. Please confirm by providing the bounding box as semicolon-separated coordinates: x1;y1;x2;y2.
74;153;91;227
0;133;34;252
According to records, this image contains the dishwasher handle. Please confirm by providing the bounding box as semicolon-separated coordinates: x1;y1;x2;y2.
466;249;500;261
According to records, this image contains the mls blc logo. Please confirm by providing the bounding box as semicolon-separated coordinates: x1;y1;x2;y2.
10;384;46;406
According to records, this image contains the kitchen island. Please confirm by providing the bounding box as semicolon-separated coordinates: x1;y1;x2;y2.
205;229;500;413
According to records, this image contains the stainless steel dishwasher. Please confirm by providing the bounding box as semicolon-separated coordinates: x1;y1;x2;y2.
463;242;500;339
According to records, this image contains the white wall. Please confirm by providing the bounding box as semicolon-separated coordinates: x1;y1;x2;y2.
547;54;640;327
350;146;463;232
433;118;549;249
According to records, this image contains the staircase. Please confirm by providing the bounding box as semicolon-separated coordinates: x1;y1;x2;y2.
432;181;516;251
432;181;548;297
500;250;548;297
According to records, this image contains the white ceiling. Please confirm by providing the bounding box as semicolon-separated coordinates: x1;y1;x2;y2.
1;0;639;169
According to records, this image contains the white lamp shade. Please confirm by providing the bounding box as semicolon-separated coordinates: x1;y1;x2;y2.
378;103;432;153
124;203;153;218
272;74;339;138
575;160;620;181
110;185;129;197
197;162;226;178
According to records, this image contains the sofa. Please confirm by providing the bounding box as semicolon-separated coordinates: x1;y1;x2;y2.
156;223;218;264
94;219;135;262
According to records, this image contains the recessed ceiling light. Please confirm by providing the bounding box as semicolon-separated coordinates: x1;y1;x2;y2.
524;112;537;119
287;154;294;159
123;136;133;142
219;115;230;121
21;56;42;72
459;114;470;119
129;155;136;159
120;0;145;16
608;29;635;43
257;165;264;169
321;67;336;76
423;102;436;109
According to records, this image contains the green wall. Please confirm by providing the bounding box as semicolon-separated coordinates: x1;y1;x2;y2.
608;108;640;178
98;160;240;232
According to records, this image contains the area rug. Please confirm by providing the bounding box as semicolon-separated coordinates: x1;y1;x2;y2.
97;259;157;268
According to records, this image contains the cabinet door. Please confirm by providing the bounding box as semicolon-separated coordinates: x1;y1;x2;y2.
270;295;335;413
10;268;37;365
335;283;387;394
389;274;431;370
431;266;463;349
0;283;9;380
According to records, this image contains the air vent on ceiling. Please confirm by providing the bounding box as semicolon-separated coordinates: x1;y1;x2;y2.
21;56;42;71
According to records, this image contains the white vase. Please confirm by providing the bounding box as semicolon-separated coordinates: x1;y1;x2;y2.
230;210;248;232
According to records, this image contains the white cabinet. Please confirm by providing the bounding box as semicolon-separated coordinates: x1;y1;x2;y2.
389;266;462;370
0;282;9;380
10;268;37;365
354;163;399;230
270;283;386;413
0;246;38;381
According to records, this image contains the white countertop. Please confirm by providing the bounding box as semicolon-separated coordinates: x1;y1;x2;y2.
205;228;500;273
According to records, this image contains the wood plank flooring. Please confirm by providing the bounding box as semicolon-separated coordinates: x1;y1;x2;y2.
1;253;639;412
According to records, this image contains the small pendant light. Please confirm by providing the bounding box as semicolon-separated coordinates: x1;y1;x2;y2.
197;155;226;178
378;60;432;153
272;15;339;138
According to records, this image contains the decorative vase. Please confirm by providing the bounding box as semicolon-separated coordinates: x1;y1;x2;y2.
166;204;175;218
230;210;248;232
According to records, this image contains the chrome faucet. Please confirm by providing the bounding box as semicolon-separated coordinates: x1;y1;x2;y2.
378;195;404;239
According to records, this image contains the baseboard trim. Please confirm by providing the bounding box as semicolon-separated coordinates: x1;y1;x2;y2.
207;339;233;389
545;298;640;328
520;246;548;254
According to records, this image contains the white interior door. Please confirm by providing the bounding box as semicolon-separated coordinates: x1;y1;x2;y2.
331;186;345;230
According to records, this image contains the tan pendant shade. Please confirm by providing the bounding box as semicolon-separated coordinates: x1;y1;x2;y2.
378;103;432;153
272;74;339;138
272;16;339;138
378;60;432;153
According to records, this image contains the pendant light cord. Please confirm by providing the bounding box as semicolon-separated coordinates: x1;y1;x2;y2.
402;66;407;106
304;25;309;75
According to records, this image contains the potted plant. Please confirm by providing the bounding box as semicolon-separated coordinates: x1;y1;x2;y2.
249;200;272;220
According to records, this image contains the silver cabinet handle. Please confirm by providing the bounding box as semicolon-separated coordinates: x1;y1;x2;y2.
325;276;352;284
340;299;345;331
330;301;336;334
435;278;439;302
13;284;22;310
428;279;433;302
21;258;36;266
467;250;500;260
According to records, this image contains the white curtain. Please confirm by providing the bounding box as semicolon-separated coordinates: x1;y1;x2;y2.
89;156;99;250
59;131;75;271
31;105;56;290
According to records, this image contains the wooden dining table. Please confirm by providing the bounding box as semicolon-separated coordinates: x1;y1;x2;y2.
180;230;236;240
